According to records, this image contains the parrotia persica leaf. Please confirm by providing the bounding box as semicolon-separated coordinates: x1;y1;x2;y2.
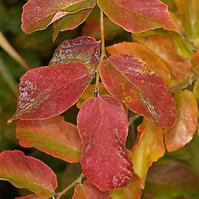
15;195;41;199
21;0;96;34
111;175;142;199
134;33;192;86
106;42;171;85
50;36;100;73
165;90;198;152
72;181;111;199
97;0;177;33
77;95;133;191
0;150;57;198
16;116;82;163
131;119;165;188
52;9;93;40
10;63;93;121
100;55;176;128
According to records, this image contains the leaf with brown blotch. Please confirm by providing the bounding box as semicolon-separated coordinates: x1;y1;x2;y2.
72;181;111;199
15;195;41;199
16;116;82;163
77;95;133;191
130;119;165;188
111;175;142;199
165;90;198;152
97;0;177;33
0;150;57;198
106;42;171;84
52;9;93;41
21;0;96;34
135;34;192;86
100;55;177;128
10;63;93;121
50;36;100;73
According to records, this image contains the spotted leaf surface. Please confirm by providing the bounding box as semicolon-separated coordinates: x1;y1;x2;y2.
72;181;111;199
21;0;96;34
10;63;93;121
97;0;177;33
0;150;57;198
100;55;176;128
131;119;165;187
50;36;100;73
106;42;171;84
77;95;133;191
165;90;198;152
16;116;82;163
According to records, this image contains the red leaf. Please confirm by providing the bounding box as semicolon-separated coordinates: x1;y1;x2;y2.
0;150;57;198
10;63;93;121
77;95;133;191
50;36;100;73
21;0;96;34
100;55;176;128
72;181;111;199
97;0;177;33
15;195;41;199
16;116;82;163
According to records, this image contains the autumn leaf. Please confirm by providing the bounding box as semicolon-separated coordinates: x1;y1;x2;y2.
77;95;133;191
10;63;93;121
165;90;198;152
15;195;41;199
111;175;142;199
0;150;57;198
130;119;165;188
100;55;176;128
16;116;82;163
21;0;96;34
106;42;171;84
76;83;108;108
97;0;177;33
50;36;100;73
175;0;199;47
72;181;111;199
52;9;93;40
134;33;192;86
82;7;124;40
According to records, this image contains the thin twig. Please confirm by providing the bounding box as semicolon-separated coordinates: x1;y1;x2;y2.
56;173;84;199
0;58;16;94
0;31;29;70
94;9;105;97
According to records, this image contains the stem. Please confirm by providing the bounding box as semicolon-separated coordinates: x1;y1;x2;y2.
56;174;84;199
0;57;16;94
0;31;29;70
94;9;105;97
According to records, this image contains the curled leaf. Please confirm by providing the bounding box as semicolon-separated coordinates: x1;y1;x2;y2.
72;181;111;199
10;63;93;121
97;0;177;33
0;150;57;198
131;119;165;187
50;36;100;73
21;0;96;34
100;55;176;128
165;90;198;152
77;95;133;191
16;116;82;163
